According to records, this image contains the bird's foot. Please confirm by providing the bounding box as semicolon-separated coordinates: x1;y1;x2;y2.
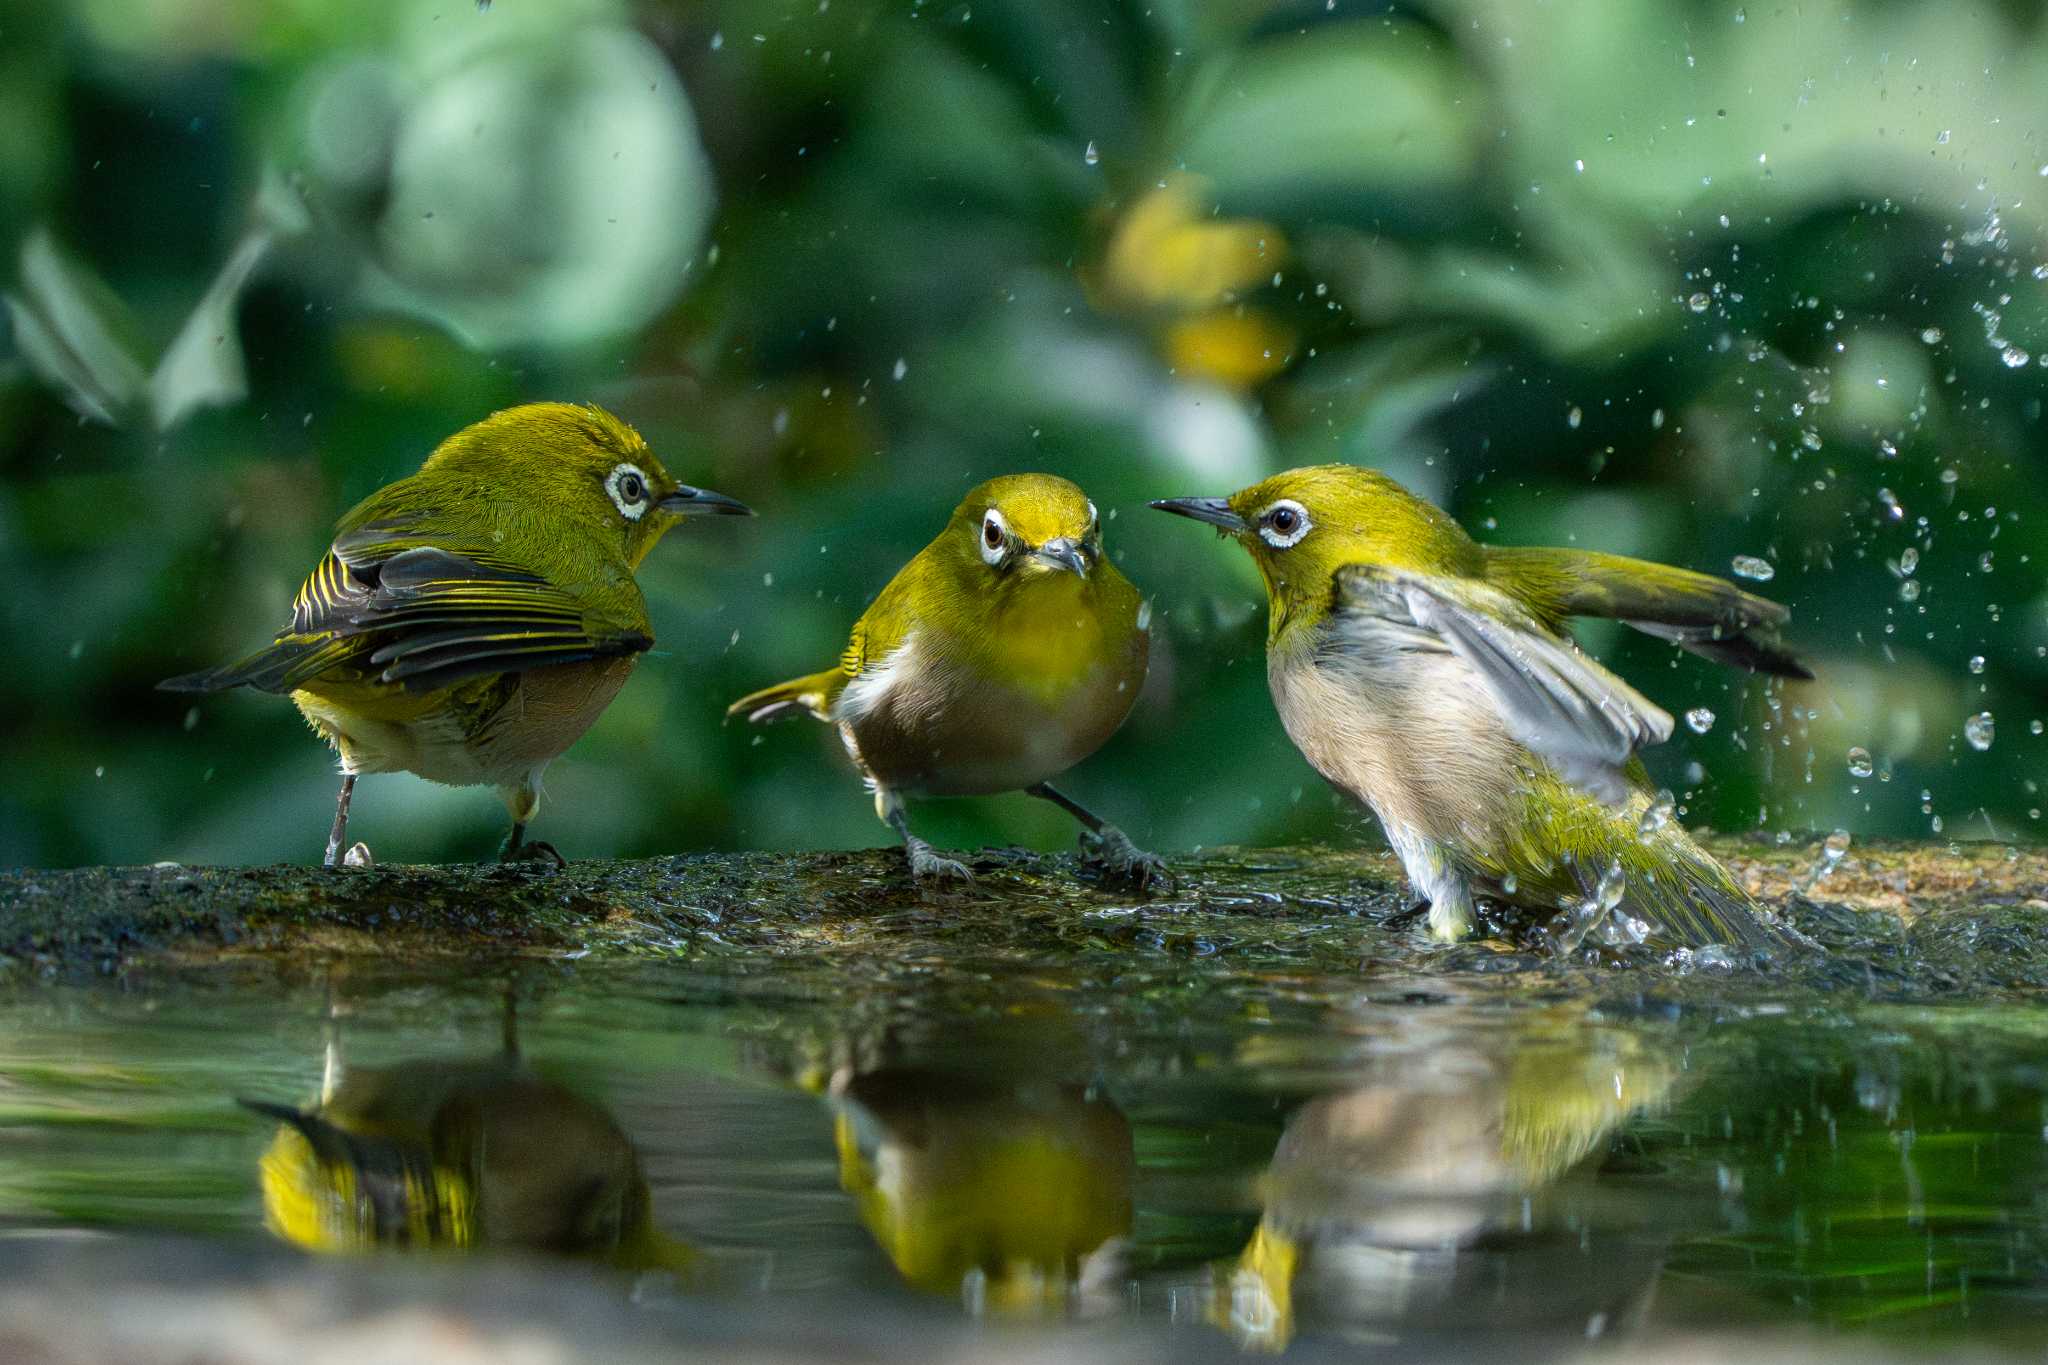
1079;825;1173;892
905;836;974;883
499;838;566;870
342;842;375;869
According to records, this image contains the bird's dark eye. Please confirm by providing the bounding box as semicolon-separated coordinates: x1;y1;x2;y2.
983;515;1004;550
619;472;646;503
1268;507;1298;534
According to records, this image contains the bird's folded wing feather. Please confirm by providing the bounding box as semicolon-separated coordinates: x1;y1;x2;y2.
1332;564;1673;805
192;507;650;696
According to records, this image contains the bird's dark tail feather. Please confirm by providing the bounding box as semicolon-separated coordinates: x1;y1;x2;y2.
158;635;347;695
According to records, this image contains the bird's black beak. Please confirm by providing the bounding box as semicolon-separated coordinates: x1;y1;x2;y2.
660;485;754;517
1029;537;1090;577
1149;496;1246;533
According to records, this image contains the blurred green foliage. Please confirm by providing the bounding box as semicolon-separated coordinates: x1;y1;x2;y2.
2;0;2044;867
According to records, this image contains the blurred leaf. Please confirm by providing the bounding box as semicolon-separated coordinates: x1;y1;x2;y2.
5;229;147;427
149;231;273;431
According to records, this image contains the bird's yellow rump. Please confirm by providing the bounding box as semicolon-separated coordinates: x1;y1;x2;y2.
161;402;752;866
1154;463;1810;951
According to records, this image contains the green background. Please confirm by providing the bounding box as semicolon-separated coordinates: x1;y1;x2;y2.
2;0;2042;868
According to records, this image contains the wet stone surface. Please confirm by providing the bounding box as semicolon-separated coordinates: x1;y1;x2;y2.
3;836;2045;997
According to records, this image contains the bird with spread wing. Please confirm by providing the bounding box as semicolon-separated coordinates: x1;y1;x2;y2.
1155;464;1810;952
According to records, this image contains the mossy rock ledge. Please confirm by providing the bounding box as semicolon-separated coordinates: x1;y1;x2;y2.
3;835;2044;981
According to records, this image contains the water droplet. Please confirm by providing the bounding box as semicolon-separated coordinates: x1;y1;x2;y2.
1936;129;1952;145
2031;719;2044;736
2003;345;2030;368
1968;654;1986;674
891;358;908;381
710;30;724;49
1846;746;1874;778
1574;158;1586;173
1734;5;1746;20
1877;488;1903;520
1687;292;1711;313
1920;326;1945;345
1501;873;1518;895
1637;790;1676;835
1083;140;1099;167
1899;579;1922;602
1898;546;1919;575
1978;551;1994;573
1567;405;1583;429
1686;707;1716;734
1965;712;1995;751
1731;554;1775;581
1800;428;1823;451
1594;861;1626;912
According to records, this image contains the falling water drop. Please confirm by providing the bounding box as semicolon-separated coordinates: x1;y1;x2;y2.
1686;707;1716;734
1846;746;1874;778
1083;140;1099;167
1731;554;1775;581
1965;712;1995;751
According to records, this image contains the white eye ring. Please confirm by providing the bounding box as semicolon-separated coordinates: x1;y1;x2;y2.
1257;499;1311;549
605;462;650;521
1085;500;1098;531
979;508;1009;565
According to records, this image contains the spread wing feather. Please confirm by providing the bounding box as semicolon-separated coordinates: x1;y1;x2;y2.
1332;565;1673;805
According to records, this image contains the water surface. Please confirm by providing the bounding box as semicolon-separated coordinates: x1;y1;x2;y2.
4;933;2045;1357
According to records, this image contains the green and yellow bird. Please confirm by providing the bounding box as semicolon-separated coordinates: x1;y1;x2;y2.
162;402;751;866
730;474;1162;886
1154;464;1810;950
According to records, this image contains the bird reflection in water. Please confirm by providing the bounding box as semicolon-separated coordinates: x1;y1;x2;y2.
240;995;690;1273
827;1066;1133;1317
1217;1007;1682;1351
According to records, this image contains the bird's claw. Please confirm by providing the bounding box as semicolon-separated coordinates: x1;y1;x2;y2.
500;839;566;870
905;837;974;883
1080;826;1173;892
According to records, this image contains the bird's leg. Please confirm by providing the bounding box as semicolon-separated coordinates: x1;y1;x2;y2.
1425;881;1477;943
323;774;356;869
498;777;564;868
881;791;972;882
1386;828;1474;942
1025;782;1171;891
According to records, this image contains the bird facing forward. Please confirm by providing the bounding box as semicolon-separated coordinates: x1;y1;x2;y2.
162;402;751;866
1154;464;1810;951
730;474;1163;886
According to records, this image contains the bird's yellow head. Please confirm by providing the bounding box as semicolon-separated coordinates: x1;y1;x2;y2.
941;473;1104;584
419;402;752;568
1152;463;1477;639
